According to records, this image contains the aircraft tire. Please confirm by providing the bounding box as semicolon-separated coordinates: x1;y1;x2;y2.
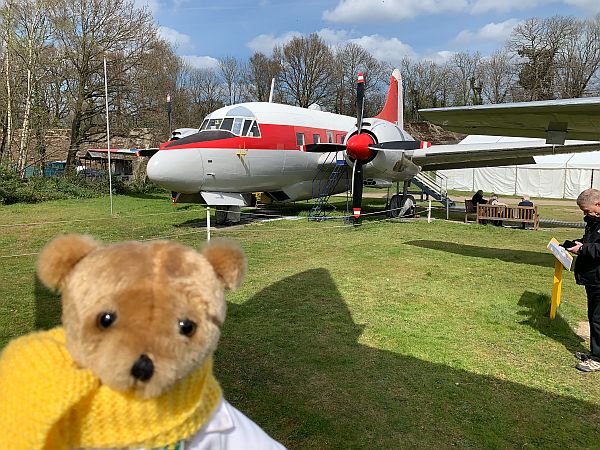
388;194;415;218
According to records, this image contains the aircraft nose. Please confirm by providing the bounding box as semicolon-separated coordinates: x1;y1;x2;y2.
146;149;204;193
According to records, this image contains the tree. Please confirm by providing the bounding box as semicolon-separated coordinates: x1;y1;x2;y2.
402;58;450;121
218;56;244;106
447;51;482;106
47;0;159;171
245;52;281;102
9;0;52;177
481;49;517;104
333;42;389;117
179;66;224;123
509;16;576;100
555;15;600;98
273;34;335;108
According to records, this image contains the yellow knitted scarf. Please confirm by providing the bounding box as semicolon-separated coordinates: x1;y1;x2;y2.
0;328;222;450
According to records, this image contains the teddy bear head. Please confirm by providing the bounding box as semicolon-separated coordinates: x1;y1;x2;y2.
36;235;245;399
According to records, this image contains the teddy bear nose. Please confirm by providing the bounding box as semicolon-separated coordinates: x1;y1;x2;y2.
131;354;154;382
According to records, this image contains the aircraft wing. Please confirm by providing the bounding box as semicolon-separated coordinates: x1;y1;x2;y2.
418;97;600;143
408;138;600;171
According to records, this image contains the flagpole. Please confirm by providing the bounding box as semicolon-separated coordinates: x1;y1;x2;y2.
103;57;113;215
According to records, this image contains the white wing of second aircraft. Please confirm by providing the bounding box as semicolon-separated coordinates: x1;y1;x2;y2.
405;136;600;171
418;97;600;143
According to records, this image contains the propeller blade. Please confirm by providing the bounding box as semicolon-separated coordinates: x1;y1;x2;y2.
356;72;365;133
136;148;160;157
352;159;364;221
304;143;346;153
369;140;431;151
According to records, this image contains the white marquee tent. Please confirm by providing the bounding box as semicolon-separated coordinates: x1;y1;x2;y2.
438;136;600;199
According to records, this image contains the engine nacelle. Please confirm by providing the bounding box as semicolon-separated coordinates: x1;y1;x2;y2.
344;118;421;180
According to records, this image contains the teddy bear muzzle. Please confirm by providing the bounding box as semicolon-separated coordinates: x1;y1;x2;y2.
130;353;154;382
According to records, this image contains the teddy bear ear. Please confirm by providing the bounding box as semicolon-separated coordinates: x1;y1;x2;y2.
37;234;102;291
201;239;246;290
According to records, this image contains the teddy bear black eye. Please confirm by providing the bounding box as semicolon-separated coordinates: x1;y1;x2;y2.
179;319;197;337
97;312;117;329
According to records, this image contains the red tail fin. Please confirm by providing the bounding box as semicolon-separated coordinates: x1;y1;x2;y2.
375;69;402;127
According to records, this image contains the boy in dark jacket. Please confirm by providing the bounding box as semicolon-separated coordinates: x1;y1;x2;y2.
566;188;600;372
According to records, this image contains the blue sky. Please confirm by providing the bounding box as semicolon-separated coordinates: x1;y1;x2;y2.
137;0;600;69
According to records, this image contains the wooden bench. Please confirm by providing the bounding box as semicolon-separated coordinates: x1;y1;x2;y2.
476;204;539;230
464;199;477;223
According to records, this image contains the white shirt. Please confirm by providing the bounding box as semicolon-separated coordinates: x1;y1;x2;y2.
83;399;286;450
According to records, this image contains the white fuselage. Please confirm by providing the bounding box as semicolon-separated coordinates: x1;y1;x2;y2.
146;102;420;203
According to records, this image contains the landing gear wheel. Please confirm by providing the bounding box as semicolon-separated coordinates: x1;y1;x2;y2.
388;194;415;218
214;206;241;225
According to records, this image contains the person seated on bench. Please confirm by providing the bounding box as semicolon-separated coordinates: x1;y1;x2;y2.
488;194;506;226
518;195;534;207
518;195;534;228
471;190;487;206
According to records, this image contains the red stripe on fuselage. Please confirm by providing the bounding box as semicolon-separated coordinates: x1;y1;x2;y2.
159;124;349;151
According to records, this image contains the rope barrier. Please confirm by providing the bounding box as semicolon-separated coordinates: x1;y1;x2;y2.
0;206;413;260
0;199;478;260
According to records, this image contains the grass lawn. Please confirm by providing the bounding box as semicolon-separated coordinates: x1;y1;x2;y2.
1;194;599;449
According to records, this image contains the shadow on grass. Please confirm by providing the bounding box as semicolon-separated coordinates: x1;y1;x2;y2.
518;291;587;355
33;276;61;330
405;240;554;267
218;269;600;449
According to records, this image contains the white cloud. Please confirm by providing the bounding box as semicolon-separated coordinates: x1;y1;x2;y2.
323;0;467;23
323;0;597;22
564;0;600;14
246;31;302;54
158;26;194;51
317;28;351;47
182;55;220;70
246;29;415;65
422;50;456;64
349;35;416;65
452;19;521;46
469;0;555;14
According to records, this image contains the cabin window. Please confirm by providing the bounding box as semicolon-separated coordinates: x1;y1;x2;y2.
326;131;333;143
220;118;234;131
296;132;305;146
242;120;252;136
232;118;243;135
248;121;261;137
337;134;345;144
313;134;321;144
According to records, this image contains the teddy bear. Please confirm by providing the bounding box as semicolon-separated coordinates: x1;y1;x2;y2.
0;234;285;450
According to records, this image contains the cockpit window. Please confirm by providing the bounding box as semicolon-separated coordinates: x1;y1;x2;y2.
206;119;222;130
242;120;252;136
232;118;243;135
220;118;234;131
199;116;260;137
248;121;261;138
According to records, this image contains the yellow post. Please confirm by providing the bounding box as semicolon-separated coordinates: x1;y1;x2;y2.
550;260;563;319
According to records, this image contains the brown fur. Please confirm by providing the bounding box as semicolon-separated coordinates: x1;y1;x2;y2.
36;235;245;398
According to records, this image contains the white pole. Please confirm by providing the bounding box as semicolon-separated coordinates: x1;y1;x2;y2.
206;207;211;241
427;199;432;223
268;78;275;103
103;57;113;216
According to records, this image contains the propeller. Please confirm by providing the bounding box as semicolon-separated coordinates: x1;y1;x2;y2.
305;72;432;223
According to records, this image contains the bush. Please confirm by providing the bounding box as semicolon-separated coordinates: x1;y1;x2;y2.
0;167;165;205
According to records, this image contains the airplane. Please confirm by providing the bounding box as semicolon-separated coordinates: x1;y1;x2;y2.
146;69;600;224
